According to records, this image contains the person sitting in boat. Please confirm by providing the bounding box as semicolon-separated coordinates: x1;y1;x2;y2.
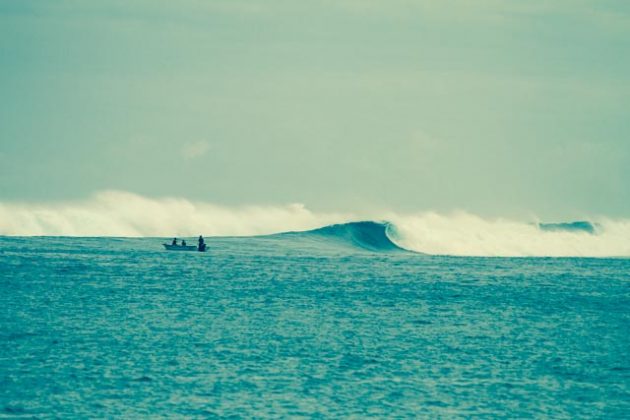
182;239;187;246
171;238;177;246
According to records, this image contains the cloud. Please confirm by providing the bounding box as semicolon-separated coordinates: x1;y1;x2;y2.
181;140;210;159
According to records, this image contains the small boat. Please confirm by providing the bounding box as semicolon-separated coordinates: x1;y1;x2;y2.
163;244;203;252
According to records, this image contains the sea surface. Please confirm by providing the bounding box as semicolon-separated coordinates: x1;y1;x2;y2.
1;223;629;418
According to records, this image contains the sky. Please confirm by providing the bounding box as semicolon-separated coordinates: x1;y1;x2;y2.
1;0;629;220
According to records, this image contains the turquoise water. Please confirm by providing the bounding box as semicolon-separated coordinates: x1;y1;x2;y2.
1;226;629;417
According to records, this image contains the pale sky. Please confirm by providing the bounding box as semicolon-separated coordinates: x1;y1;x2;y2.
1;0;628;219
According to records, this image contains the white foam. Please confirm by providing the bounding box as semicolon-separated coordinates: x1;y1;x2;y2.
387;211;630;257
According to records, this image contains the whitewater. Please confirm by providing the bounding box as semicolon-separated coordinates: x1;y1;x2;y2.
1;190;628;257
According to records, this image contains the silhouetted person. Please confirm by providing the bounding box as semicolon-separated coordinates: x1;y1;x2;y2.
182;240;187;246
198;235;206;251
171;238;177;246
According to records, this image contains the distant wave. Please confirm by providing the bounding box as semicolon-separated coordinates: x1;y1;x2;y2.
1;191;629;257
278;221;409;253
538;221;596;234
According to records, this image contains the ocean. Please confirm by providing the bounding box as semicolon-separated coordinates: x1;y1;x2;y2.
1;222;629;418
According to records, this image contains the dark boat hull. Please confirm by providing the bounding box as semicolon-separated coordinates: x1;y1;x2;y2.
163;244;204;252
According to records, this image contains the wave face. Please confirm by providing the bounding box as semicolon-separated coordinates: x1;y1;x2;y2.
1;191;629;257
281;221;408;253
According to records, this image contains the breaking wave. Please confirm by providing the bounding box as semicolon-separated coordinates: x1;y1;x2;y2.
278;221;408;253
1;191;629;257
388;212;630;257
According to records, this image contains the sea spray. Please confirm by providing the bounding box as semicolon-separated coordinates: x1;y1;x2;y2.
0;190;349;237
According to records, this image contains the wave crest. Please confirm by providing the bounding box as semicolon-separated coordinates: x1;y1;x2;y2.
285;221;407;253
